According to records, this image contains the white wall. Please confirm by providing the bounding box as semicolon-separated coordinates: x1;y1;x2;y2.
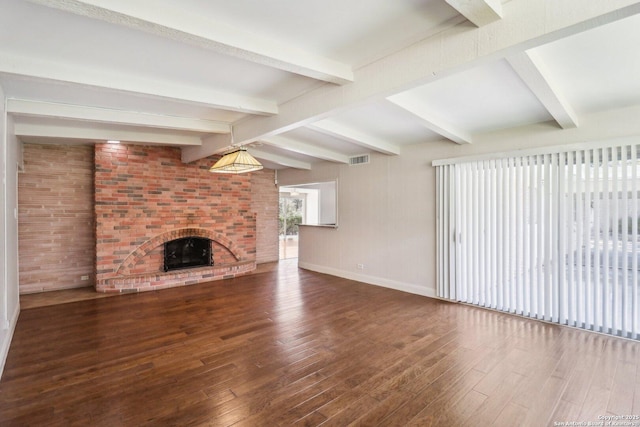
278;113;640;299
317;181;336;225
0;90;20;379
280;144;438;297
303;190;319;225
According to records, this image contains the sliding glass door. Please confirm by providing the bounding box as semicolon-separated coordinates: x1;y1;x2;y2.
279;192;304;260
436;141;639;339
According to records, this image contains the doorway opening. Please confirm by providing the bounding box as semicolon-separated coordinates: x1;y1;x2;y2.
279;189;304;259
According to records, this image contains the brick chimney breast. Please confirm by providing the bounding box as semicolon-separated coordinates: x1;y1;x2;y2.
94;144;256;292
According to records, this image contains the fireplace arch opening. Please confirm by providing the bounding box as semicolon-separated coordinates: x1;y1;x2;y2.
163;237;212;272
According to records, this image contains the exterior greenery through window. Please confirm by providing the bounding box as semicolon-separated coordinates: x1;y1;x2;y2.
279;198;303;236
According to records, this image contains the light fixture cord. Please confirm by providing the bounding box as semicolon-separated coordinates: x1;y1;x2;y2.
230;125;237;150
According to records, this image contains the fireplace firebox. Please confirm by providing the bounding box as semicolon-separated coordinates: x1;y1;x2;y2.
164;237;213;272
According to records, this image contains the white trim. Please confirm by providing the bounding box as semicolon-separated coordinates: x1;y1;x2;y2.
298;261;437;299
0;302;20;379
1;96;7;336
432;136;640;166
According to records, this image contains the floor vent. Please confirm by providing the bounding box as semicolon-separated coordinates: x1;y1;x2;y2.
349;154;370;166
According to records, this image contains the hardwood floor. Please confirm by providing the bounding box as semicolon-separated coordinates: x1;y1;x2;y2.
2;261;639;426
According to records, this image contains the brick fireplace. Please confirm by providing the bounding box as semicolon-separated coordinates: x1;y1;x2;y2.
94;143;257;292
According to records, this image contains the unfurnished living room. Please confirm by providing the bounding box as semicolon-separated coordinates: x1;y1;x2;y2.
1;1;640;426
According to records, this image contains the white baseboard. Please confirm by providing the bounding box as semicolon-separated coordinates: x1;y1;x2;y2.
0;302;20;379
298;262;437;299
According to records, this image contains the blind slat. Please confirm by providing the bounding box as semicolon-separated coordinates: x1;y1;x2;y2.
632;144;639;339
584;149;592;330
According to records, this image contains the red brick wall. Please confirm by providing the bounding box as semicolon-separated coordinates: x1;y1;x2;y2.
251;169;279;264
18;143;278;294
95;144;257;289
18;144;95;293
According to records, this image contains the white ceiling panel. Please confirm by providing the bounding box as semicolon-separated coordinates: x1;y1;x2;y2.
0;0;322;104
533;13;640;115
323;101;444;145
391;59;554;134
168;0;461;66
1;0;638;168
281;128;368;156
248;143;320;165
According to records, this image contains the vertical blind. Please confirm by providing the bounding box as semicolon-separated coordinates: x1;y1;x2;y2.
436;141;639;340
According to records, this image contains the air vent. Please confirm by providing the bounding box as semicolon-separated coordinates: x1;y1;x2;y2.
349;154;370;166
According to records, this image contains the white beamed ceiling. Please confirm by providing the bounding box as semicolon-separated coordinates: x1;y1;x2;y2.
2;0;640;169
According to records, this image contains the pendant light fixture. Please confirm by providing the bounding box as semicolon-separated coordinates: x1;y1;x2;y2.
209;128;263;174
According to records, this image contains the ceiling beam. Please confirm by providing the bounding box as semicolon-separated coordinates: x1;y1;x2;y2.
0;54;278;115
182;136;315;169
507;51;579;129
260;135;350;164
26;0;353;85
308;121;401;155
182;134;231;163
7;99;231;133
249;148;312;170
386;96;472;144
445;0;502;27
226;1;639;153
13;121;203;146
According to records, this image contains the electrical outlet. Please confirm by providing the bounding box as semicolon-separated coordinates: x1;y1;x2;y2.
81;275;89;281
357;264;364;270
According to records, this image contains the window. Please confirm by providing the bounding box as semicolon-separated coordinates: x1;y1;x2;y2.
436;141;639;340
281;181;337;226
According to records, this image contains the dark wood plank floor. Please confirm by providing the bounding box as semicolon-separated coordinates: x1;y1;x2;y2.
2;262;639;426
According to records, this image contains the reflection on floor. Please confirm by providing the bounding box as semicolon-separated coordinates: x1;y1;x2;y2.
279;235;299;259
